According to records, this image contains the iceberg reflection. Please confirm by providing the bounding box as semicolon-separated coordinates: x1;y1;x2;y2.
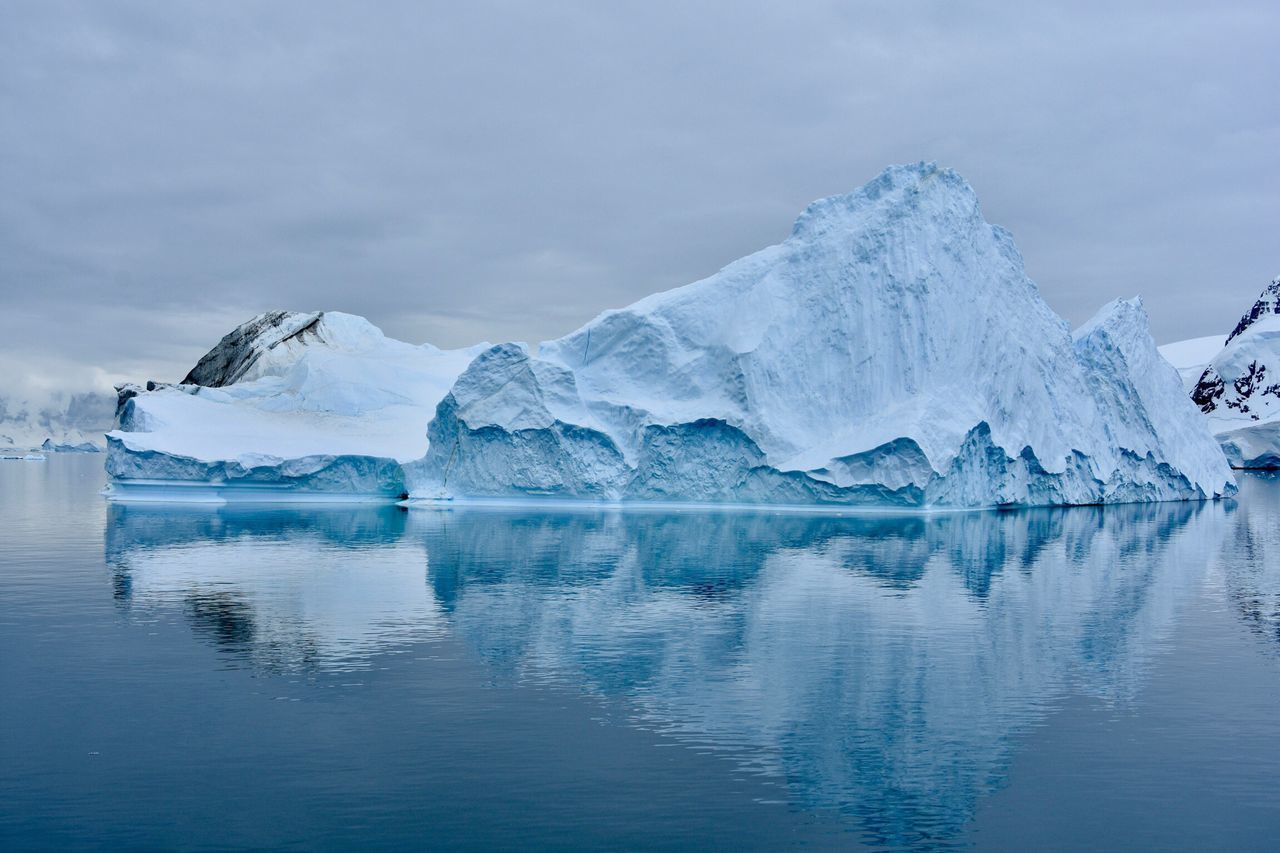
105;498;1230;846
1221;473;1280;654
105;503;442;672
416;502;1225;847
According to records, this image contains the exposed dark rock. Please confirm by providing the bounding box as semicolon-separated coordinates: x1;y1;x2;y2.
1226;276;1280;345
181;310;324;387
1191;367;1224;413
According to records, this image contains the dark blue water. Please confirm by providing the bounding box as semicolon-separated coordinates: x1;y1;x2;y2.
3;456;1279;850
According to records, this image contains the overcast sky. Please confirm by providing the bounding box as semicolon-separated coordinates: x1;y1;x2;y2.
2;0;1277;398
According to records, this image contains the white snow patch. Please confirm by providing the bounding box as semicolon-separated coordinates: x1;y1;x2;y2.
1158;335;1225;391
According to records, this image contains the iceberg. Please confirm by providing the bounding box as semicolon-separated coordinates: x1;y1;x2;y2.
107;164;1236;507
41;439;101;453
1165;276;1280;469
413;163;1234;508
106;311;487;501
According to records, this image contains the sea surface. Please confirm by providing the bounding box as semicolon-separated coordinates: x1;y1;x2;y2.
3;455;1279;851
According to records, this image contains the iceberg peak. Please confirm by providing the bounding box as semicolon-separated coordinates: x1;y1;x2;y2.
789;161;980;241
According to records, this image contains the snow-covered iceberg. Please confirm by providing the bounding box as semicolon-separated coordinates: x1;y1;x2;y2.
1162;276;1280;469
106;311;486;501
413;163;1234;508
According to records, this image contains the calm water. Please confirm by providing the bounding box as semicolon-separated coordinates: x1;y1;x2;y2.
3;457;1279;850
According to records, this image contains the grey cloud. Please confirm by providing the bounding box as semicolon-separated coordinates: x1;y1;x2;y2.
1;0;1277;393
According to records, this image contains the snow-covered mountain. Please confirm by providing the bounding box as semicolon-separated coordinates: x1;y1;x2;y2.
413;162;1233;507
0;390;114;452
107;311;487;500
1165;275;1280;468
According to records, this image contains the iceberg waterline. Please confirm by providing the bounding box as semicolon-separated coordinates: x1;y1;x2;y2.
108;162;1236;507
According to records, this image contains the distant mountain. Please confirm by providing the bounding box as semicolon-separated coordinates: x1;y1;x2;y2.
1166;275;1280;468
0;390;114;452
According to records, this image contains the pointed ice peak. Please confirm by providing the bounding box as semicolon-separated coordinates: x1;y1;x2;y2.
1073;299;1166;386
1225;274;1280;345
1073;296;1148;341
789;161;981;240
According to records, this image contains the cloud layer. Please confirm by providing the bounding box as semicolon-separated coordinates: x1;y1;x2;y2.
2;0;1277;393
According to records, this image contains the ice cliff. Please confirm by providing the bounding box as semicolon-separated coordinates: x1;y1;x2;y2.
106;312;486;500
413;162;1234;507
1169;275;1280;468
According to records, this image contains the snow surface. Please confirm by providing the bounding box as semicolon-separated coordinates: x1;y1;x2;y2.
107;311;487;500
1158;335;1225;391
412;163;1235;507
1172;275;1280;468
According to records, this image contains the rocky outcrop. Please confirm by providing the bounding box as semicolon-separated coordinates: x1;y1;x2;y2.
181;311;324;387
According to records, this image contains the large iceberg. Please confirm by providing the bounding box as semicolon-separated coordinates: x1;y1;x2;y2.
413;163;1234;508
107;311;486;501
1165;275;1280;469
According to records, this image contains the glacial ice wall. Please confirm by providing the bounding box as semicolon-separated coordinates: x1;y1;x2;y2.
412;163;1235;507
